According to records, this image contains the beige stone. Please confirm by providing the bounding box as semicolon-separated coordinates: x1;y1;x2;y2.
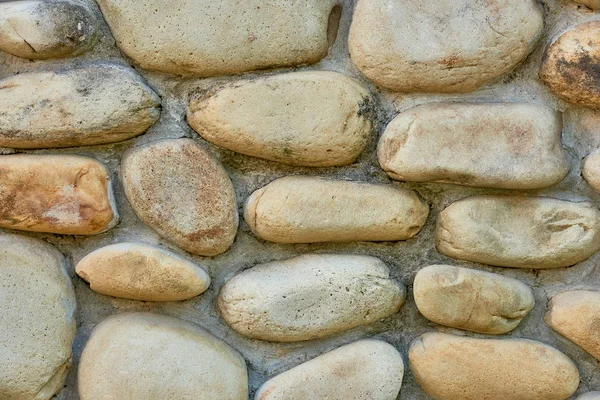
0;234;76;400
255;339;403;400
583;150;600;192
188;71;371;167
0;64;160;148
409;332;580;400
348;0;543;93
573;0;600;8
76;242;210;302
244;176;428;243
0;154;118;235
95;0;341;76
436;196;600;268
378;103;569;189
577;392;600;400
78;313;247;400
414;265;534;334
218;254;405;342
121;139;238;256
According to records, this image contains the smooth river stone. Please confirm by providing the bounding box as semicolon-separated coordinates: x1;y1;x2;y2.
0;154;118;235
218;254;405;342
0;234;76;400
409;332;580;400
348;0;543;92
0;64;160;148
78;313;248;400
578;393;600;400
573;0;600;8
187;71;371;167
244;176;429;243
436;196;600;268
583;150;600;192
255;339;404;400
121;139;238;256
76;243;210;302
378;103;569;189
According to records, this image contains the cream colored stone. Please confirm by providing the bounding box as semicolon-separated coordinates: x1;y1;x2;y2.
0;154;118;235
414;265;534;334
577;392;600;400
0;234;76;400
121;139;238;256
573;0;600;8
244;176;428;243
255;339;403;400
188;71;371;167
76;243;210;302
218;254;405;342
436;196;600;268
409;332;580;400
583;150;600;192
78;313;247;400
378;103;569;189
348;0;543;92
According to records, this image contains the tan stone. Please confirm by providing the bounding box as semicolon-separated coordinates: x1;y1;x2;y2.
188;71;371;167
78;313;247;400
244;176;428;243
573;0;600;8
409;332;580;400
583;150;600;192
436;196;600;268
378;103;569;189
0;154;118;235
414;265;534;334
121;139;238;256
255;339;403;400
0;234;76;400
577;392;600;400
348;0;543;92
218;254;405;342
76;242;210;302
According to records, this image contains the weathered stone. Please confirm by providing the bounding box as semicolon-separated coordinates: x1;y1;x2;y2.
583;150;600;192
76;242;210;302
244;176;428;243
409;332;580;400
78;313;247;400
0;64;160;148
414;265;534;334
436;196;600;268
95;0;341;76
378;103;569;189
121;139;238;256
0;234;76;400
348;0;543;92
0;154;118;235
577;392;600;400
255;339;403;400
188;71;371;167
573;0;600;8
218;254;405;342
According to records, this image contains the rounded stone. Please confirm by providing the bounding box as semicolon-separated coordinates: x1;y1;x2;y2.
577;393;600;400
583;150;600;192
573;0;600;8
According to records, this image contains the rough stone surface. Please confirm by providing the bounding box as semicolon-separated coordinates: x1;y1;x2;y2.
573;0;600;8
218;254;405;342
583;150;600;192
188;71;371;167
436;196;600;268
578;393;600;400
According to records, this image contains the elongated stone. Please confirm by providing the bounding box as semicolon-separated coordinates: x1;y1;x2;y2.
218;254;405;342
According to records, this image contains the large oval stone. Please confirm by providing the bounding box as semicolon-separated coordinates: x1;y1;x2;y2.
435;196;600;268
378;103;569;189
121;139;238;256
218;254;405;342
409;332;580;400
244;176;428;243
78;313;248;400
0;234;76;400
255;340;404;400
188;71;371;167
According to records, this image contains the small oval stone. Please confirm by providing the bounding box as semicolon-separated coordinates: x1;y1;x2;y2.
577;393;600;400
436;196;600;268
414;265;534;334
583;150;600;192
378;103;569;189
78;313;248;400
76;242;210;302
121;139;238;256
244;176;429;243
188;71;371;167
218;254;405;342
0;154;118;235
573;0;600;8
255;339;404;400
409;332;580;400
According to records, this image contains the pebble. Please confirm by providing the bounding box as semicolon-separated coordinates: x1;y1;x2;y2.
573;0;600;8
583;150;600;192
577;393;600;400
